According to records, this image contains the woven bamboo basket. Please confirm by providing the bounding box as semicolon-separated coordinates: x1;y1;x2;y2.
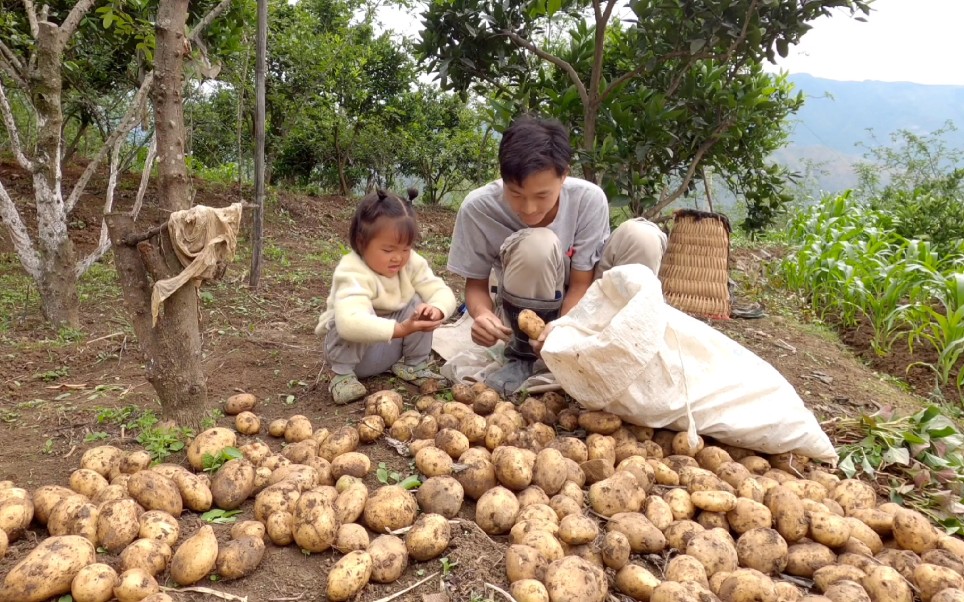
658;209;731;318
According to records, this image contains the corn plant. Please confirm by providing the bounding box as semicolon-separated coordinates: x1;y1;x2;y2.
906;273;964;391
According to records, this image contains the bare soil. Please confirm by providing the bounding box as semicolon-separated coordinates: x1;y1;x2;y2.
0;159;940;601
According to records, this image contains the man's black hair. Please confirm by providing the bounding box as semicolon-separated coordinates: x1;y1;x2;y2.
498;116;572;185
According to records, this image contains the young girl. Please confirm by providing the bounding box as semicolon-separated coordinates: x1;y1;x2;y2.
316;188;458;404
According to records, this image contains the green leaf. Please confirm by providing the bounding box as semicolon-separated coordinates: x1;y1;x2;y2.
399;475;422;490
201;509;242;524
689;39;705;54
882;447;910;466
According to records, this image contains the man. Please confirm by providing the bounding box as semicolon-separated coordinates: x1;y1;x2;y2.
447;116;667;394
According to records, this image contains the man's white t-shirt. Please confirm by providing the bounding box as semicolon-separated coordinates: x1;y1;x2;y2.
447;177;611;280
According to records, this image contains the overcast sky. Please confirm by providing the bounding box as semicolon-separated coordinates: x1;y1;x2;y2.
383;0;964;88
765;0;964;86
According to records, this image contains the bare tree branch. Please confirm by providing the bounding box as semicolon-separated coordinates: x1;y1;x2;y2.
60;0;98;41
130;135;156;219
501;30;589;107
0;40;27;88
648;120;734;216
0;80;35;172
76;129;129;277
0;181;42;280
22;0;39;39
189;0;234;44
65;73;154;214
591;0;602;25
601;0;618;27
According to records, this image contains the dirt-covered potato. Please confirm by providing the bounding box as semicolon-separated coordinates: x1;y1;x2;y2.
589;471;643;517
405;513;451;561
608;512;666;554
415;476;463;518
531;448;567;496
292;490;338;553
230;520;265;541
434;428;469;461
186;427;237;471
664;488;696;521
364;485;418;533
207;459;254;510
812;564;867;592
119;450;152;475
331;523;368;554
119;538;172;577
666;554;709;586
0;491;34;541
726;497;772;535
492;446;536;491
822;579;870;602
786;542;837;578
319;426;361;461
330;452;371;480
686;528;738;577
254;481;301;521
766;485;809;544
127;471;182;517
455;458;498;501
224;392;257;415
830;479;877;516
92;498;140;553
522;529;565;563
326;550;373;602
518;309;546;339
32;485;75;526
368;535;408;583
545;555;608;602
474;486;520;535
135;510;178;548
70;563;118;602
215;536;265;581
917;564;964;602
691;490;737;513
80;446;123;479
0;535;95;602
170;525;219;586
922;549;964;576
859;565;911;602
113;568;159;602
578;411;622;435
266;511;294;546
735;528;788;575
510;579;550;602
550;493;582;520
357;415;385;443
234;411;260;435
415;446;452;477
558;514;599;546
808;511;852;548
268;419;287;437
334;482;369;525
596;530;630;570
613;563;660;599
718;568;777;602
894;508;939;554
283;415;313;443
367;390;404;423
586;434;617;465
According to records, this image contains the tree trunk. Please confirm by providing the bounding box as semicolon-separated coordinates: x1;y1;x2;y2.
334;125;349;195
249;0;267;289
107;0;209;427
31;23;79;327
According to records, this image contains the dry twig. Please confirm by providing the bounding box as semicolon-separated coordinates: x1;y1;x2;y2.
484;582;516;602
370;571;442;602
161;586;248;601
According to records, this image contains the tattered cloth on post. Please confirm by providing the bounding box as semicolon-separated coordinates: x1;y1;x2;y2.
151;203;243;325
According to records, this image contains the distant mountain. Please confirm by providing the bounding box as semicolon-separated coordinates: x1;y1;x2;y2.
777;74;964;192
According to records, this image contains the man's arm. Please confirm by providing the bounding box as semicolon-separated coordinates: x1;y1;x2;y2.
561;268;595;315
465;277;512;347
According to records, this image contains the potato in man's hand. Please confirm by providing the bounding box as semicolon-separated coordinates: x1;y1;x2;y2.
518;309;546;340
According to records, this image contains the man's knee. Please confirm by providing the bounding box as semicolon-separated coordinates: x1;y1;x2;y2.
609;218;668;274
501;227;563;273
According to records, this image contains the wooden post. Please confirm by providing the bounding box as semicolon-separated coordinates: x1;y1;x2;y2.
249;0;267;289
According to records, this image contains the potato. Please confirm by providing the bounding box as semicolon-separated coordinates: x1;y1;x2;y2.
686;529;738;577
255;481;301;521
774;581;802;602
455;458;498;501
666;554;709;586
559;514;599;546
475;486;520;535
719;568;777;602
120;450;152;474
406;513;451;561
894;508;939;554
589;471;643;517
366;534;407;584
518;308;546;338
364;485;418;533
530;448;567;496
726;497;772;535
204;459;253;510
608;512;666;554
187;427;237;471
292;490;338;552
785;542;837;578
0;535;95;602
266;511;294;545
71;563;118;602
283;415;313;443
67;469;108;500
335;482;369;524
33;485;75;526
846;516;883;554
601;530;631;570
639;497;672;532
696;446;733;473
740;455;772;475
268;419;287;437
367;391;404;425
224;392;257;415
234;411;260;435
331;452;372;480
809;511;852;548
170;525;219;586
664;520;706;551
917;564;964;602
511;579;550;602
830;479;877;515
114;568;159;602
80;445;123;478
140;594;174;602
92;498;140;552
127;471;182;517
736;528;788;575
0;494;34;541
812;565;867;592
416;476;464;518
0;529;6;560
326;550;373;602
823;579;870;602
860;565;911;602
433;428;469;462
932;590;964;602
850;508;894;536
615;563;661;600
664;488;695;520
578;411;621;435
522;529;565;563
215;536;265;581
545;555;607;602
119;538;172;577
319;426;360;461
231;520;265;541
330;523;368;553
134;510;178;548
766;485;809;544
691;490;737;513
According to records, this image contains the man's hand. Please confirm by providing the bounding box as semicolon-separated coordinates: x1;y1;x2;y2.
472;310;512;347
530;322;554;358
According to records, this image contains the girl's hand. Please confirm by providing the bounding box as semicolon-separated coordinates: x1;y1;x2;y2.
414;303;443;322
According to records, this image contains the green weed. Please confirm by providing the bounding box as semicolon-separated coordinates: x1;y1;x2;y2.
202;447;243;473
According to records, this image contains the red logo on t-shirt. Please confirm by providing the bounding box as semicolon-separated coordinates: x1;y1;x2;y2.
566;246;575;258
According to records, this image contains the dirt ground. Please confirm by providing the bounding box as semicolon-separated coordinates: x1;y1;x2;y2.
0;159;945;601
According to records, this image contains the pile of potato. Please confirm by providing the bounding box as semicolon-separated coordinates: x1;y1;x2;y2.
2;384;964;602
